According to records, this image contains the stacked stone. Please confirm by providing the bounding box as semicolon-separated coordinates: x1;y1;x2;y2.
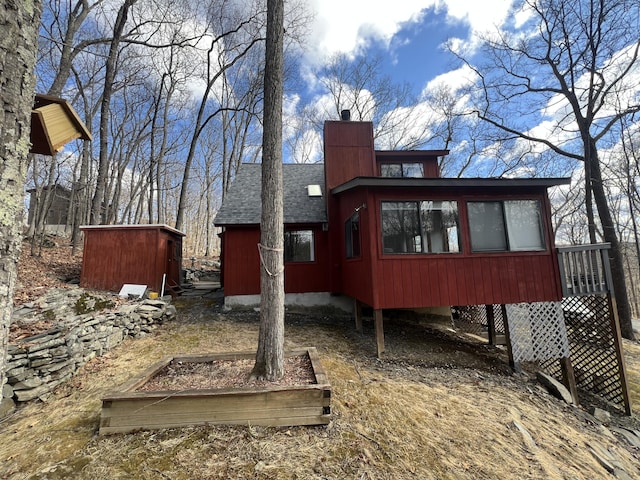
2;294;177;407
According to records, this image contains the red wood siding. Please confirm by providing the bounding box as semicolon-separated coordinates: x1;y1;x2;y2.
336;189;375;306
373;254;561;309
80;226;183;292
362;187;563;309
323;121;376;190
285;228;331;293
221;228;260;295
221;226;331;296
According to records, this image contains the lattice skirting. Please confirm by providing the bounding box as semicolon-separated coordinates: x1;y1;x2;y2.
541;294;627;411
505;302;570;363
453;305;505;336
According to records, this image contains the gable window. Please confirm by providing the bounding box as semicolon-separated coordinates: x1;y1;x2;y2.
284;230;315;262
380;162;424;178
345;212;361;258
468;200;545;252
381;201;461;254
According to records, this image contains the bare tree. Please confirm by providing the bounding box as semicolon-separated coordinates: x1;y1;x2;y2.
251;0;285;381
309;53;434;149
174;0;266;231
91;0;139;224
0;0;42;412
451;0;640;339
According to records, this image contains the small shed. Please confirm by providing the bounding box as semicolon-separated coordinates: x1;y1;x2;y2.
80;224;185;294
26;184;72;232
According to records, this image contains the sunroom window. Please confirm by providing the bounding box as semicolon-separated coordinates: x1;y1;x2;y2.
468;200;545;252
380;162;424;178
284;230;315;262
381;201;461;254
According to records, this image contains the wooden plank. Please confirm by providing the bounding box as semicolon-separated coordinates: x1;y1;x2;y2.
113;357;174;393
607;295;633;415
103;386;328;412
354;299;363;333
486;304;496;346
502;304;520;372
307;347;330;386
104;406;326;427
374;309;384;357
560;357;579;406
100;414;330;434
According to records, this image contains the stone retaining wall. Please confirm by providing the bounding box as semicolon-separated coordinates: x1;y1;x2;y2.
2;288;176;412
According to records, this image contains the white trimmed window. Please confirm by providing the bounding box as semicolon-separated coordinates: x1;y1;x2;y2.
284;230;315;262
468;200;545;252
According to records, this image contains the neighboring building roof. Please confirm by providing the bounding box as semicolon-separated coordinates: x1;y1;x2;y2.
214;163;327;225
331;176;571;194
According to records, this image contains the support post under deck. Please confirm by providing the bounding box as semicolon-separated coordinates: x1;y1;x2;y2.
486;304;496;346
502;304;521;373
354;299;363;333
374;309;384;358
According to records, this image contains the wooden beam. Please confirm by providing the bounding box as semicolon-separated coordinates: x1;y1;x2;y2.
560;357;579;406
374;309;384;358
607;295;633;415
501;304;521;373
485;304;496;346
354;299;363;333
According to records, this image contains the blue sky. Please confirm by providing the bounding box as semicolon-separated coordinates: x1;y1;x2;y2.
282;0;640;180
298;0;516;93
282;0;523;164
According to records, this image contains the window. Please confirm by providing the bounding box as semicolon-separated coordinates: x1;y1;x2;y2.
468;200;545;252
284;230;314;262
380;162;424;178
381;201;461;254
345;212;361;258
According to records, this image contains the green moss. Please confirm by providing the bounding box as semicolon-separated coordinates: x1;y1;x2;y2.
42;309;55;321
74;293;114;315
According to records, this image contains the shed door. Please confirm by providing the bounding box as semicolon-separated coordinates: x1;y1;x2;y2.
166;238;182;287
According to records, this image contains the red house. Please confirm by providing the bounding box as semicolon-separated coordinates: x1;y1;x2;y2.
215;119;570;354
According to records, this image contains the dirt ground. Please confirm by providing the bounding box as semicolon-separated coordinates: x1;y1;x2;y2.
2;295;640;480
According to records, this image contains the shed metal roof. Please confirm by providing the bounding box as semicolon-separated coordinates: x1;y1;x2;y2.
214;163;327;225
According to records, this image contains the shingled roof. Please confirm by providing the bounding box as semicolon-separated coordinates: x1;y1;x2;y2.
214;163;327;225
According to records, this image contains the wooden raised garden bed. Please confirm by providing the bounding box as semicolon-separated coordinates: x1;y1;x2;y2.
99;348;331;435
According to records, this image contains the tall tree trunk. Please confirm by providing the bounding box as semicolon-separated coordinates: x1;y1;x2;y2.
252;0;285;381
91;0;136;224
0;0;42;412
588;139;635;339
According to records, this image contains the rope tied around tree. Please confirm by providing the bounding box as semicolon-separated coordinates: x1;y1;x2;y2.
257;243;284;277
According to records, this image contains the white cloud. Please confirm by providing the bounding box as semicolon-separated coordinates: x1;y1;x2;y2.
305;0;431;63
421;65;477;96
304;0;517;63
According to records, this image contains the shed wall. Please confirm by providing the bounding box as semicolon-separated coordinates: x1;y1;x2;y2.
80;226;182;292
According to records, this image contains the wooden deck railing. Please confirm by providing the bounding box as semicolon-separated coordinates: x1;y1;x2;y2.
556;243;614;297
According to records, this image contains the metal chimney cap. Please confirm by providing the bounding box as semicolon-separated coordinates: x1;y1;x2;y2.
340;109;351;121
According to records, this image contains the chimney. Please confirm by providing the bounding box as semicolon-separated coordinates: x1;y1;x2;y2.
340;109;351;121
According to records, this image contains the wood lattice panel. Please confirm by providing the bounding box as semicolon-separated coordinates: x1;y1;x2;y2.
453;305;505;336
541;295;626;410
505;302;570;362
